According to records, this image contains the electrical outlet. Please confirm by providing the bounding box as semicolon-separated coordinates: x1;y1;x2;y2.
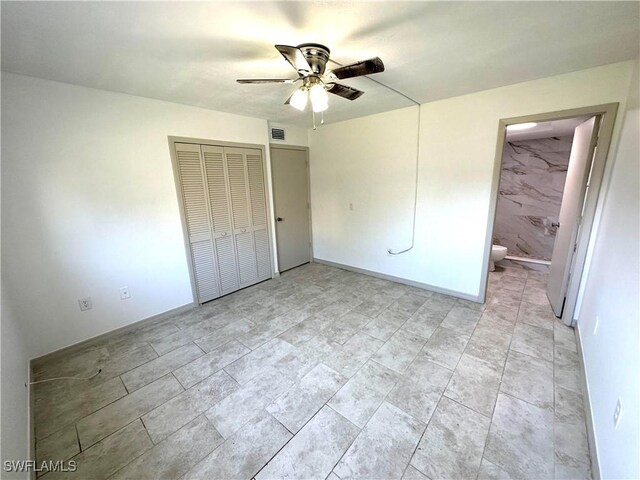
78;297;93;311
349;203;354;211
613;398;622;428
119;286;131;300
593;315;600;335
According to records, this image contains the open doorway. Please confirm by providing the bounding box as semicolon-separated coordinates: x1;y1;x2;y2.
481;104;618;325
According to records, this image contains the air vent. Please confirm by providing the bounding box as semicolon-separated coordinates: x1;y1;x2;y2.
271;128;285;141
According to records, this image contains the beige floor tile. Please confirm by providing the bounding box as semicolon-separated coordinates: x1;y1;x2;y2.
77;374;183;449
45;420;152;480
110;415;223;480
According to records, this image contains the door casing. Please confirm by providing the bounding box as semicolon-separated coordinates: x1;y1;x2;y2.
269;144;313;271
168;136;277;305
481;103;619;326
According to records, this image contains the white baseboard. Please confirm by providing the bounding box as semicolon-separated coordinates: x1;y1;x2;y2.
30;302;195;369
313;258;481;303
575;324;601;480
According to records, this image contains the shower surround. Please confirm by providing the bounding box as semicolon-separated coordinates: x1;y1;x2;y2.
494;136;573;261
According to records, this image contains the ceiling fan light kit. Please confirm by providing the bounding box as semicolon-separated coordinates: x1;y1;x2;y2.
237;43;385;126
289;88;308;111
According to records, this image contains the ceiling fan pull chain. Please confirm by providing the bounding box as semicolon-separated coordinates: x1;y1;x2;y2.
321;111;325;125
312;110;317;130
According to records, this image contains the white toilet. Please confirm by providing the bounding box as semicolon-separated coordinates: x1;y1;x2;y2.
490;245;508;272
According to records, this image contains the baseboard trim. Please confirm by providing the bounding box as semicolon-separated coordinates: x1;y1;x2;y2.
312;258;481;303
575;324;601;480
30;302;195;369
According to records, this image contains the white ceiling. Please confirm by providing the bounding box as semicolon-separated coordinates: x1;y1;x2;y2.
2;1;639;127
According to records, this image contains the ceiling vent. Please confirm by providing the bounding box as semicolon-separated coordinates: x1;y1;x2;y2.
271;127;285;141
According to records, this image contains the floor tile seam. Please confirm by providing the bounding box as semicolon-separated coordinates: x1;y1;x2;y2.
498;390;555;415
361;315;411;344
116;342;203;380
429;392;494;476
120;345;207;393
475;292;522;477
71;417;153;475
193;412;245;464
252;406;348;480
403;316;495;477
35;374;132;444
74;375;186;451
344;388;428;479
36;341;161;391
402;391;450;480
443;389;501;419
509;342;555;364
321;403;367;479
106;415;214;480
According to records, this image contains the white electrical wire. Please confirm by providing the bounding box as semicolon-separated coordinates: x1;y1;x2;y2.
25;369;102;387
327;59;423;255
388;103;421;255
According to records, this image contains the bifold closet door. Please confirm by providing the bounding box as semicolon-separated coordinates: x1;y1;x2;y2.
225;147;259;287
174;143;220;303
175;142;272;304
246;150;272;282
202;145;240;295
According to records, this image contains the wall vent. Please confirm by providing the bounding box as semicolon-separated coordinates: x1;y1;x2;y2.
271;128;285;141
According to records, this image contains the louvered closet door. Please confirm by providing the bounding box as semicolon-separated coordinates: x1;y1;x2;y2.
225;147;259;287
246;149;272;281
174;143;220;303
202;145;240;295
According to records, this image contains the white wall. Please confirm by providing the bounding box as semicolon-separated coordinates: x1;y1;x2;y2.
1;72;274;359
576;60;639;479
0;288;31;479
309;61;635;299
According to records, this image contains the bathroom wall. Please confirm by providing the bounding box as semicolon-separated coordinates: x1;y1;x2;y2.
493;136;573;260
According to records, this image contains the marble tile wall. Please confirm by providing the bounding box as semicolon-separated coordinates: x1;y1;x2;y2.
494;136;573;260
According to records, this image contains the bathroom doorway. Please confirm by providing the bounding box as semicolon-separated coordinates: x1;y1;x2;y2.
482;104;619;325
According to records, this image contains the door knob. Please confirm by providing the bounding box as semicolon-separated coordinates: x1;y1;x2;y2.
552;222;560;228
276;217;284;222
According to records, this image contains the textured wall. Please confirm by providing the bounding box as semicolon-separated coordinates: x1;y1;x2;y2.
493;136;573;260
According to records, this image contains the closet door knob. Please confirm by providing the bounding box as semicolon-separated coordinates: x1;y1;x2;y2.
551;222;560;228
277;217;284;222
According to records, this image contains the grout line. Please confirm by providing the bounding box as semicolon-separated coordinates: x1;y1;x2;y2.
74;423;82;453
34;264;573;479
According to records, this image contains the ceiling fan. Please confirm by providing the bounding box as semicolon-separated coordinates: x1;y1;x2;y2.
237;43;385;115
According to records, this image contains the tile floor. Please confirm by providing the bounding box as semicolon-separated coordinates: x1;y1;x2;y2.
32;263;592;479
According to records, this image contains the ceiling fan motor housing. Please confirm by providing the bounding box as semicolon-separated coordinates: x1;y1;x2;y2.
297;43;330;75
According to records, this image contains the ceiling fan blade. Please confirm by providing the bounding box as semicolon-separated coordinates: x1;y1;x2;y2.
237;78;296;84
326;83;365;101
330;57;385;80
275;45;312;73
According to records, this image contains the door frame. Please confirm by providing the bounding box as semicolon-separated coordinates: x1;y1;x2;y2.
269;144;314;270
168;136;276;305
480;103;619;325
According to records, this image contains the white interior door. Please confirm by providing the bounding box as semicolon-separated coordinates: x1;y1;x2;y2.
547;116;599;316
270;147;311;272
